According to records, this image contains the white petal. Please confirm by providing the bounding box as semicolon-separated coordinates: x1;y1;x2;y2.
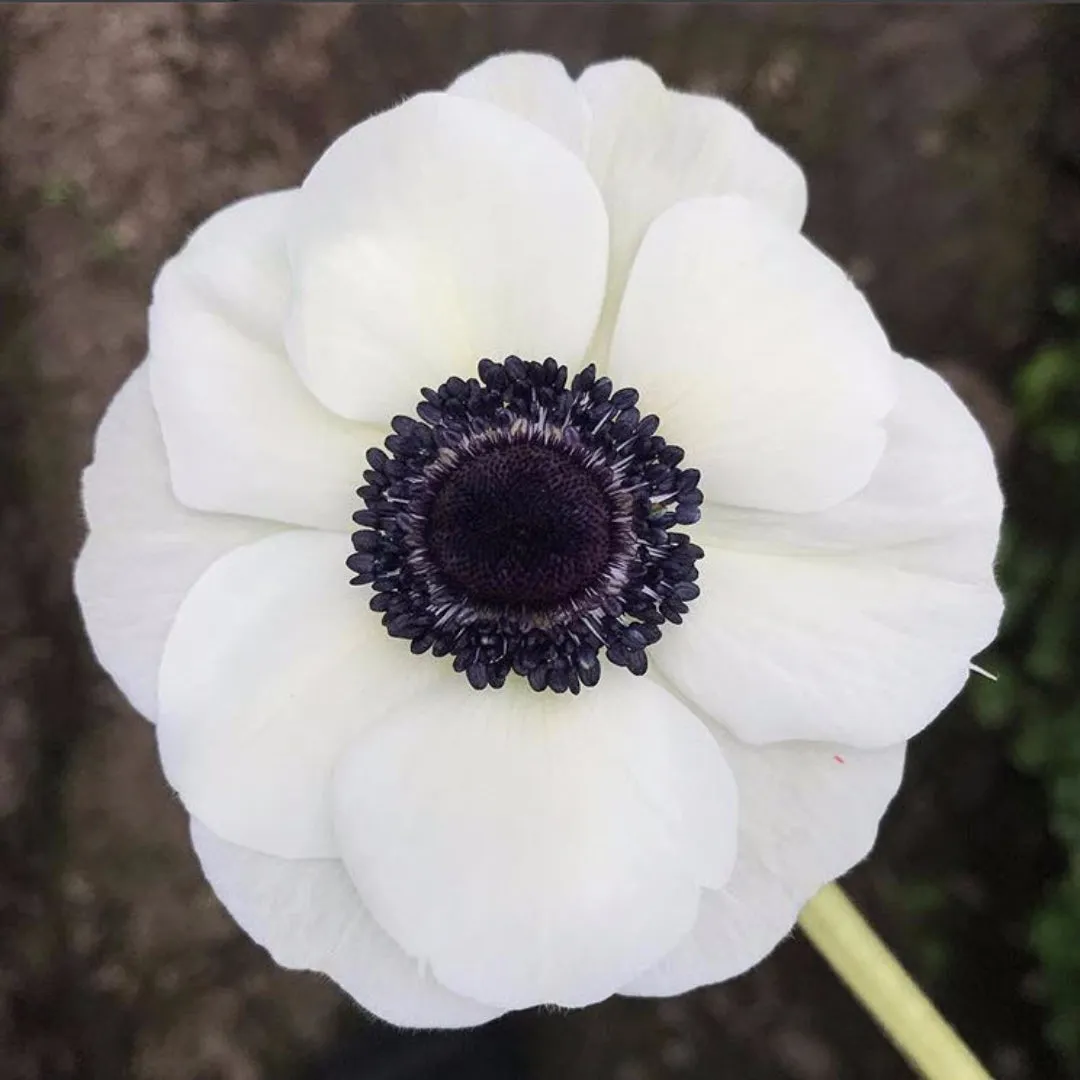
74;365;277;720
286;92;609;422
148;190;383;531
157;530;450;859
449;52;588;158
190;819;501;1029
699;354;1004;583
626;737;905;996
580;60;806;232
718;734;906;895
333;671;737;1009
578;59;807;362
609;196;896;513
653;541;1003;748
623;851;798;997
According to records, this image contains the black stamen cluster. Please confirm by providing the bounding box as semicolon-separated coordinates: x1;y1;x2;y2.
347;356;704;693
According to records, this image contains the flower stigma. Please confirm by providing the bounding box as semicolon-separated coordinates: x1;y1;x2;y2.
348;356;704;693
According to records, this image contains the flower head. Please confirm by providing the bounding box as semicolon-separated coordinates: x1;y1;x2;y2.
350;354;705;691
74;53;1003;1026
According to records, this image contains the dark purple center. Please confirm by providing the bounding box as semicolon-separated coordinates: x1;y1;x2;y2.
426;443;612;609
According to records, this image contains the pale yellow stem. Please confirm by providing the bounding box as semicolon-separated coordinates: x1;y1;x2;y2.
798;883;994;1080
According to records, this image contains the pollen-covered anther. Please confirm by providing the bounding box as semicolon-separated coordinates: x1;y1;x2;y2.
348;356;704;693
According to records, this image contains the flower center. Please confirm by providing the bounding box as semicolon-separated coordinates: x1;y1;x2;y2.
426;443;613;609
348;356;704;694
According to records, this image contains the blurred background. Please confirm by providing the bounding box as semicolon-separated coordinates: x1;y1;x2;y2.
0;4;1077;1078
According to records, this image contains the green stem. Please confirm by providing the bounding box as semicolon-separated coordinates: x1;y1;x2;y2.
798;883;993;1080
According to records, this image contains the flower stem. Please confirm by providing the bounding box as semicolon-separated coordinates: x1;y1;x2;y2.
798;883;993;1080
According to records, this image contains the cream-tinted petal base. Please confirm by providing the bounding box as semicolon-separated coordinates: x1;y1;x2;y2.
287;92;608;421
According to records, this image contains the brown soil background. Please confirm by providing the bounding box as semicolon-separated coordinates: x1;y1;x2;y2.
0;5;1073;1079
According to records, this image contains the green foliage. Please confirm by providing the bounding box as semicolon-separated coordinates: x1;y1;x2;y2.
888;879;954;984
972;287;1080;1065
1034;872;1080;1058
39;173;79;209
38;174;126;264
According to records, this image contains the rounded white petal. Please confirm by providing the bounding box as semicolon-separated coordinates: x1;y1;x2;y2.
190;819;501;1029
626;736;905;996
74;365;277;720
718;733;906;895
286;92;609;422
580;59;806;231
653;539;1003;748
609;196;896;513
578;58;807;362
333;671;737;1009
148;190;384;531
622;851;798;997
157;530;450;859
700;354;1004;583
449;52;588;158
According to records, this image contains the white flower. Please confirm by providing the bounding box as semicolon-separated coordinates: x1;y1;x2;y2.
74;53;1003;1028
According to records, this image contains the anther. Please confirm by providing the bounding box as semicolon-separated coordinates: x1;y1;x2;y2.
349;357;704;693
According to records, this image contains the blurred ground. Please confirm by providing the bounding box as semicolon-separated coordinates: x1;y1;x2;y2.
0;4;1069;1079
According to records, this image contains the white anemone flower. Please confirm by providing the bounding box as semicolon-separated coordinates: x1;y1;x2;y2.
74;53;1003;1028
